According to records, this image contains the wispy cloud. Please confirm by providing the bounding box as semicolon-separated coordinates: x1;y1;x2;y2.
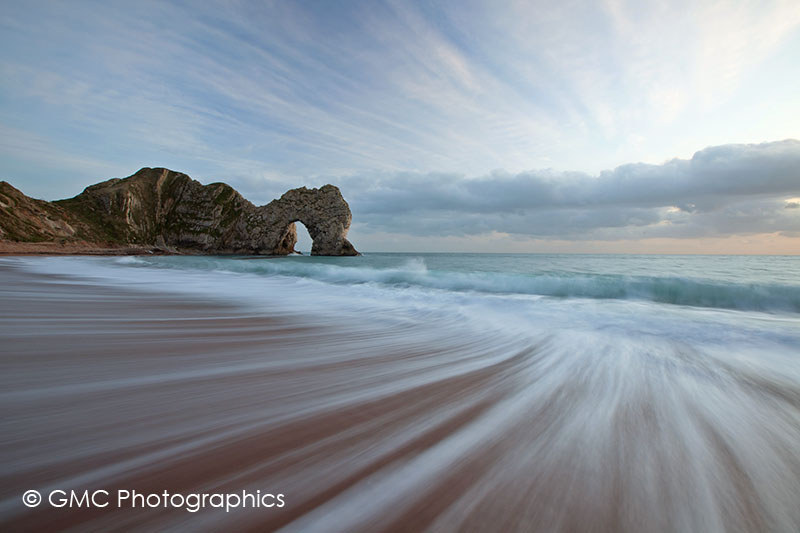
0;1;798;252
2;0;798;193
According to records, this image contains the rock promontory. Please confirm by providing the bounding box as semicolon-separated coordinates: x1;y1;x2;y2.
0;167;359;256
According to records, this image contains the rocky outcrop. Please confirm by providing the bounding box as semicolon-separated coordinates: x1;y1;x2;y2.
0;181;97;243
1;168;359;256
262;185;359;256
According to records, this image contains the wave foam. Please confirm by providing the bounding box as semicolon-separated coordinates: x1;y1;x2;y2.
207;258;800;313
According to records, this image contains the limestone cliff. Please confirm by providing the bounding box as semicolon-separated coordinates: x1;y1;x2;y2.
0;168;359;256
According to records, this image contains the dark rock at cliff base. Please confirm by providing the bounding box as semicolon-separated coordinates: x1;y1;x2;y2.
0;168;359;256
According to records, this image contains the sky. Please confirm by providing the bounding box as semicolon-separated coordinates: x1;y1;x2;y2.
1;0;799;253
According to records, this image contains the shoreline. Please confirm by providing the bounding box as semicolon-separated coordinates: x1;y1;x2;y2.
0;261;506;531
2;257;799;532
0;242;300;257
0;241;174;256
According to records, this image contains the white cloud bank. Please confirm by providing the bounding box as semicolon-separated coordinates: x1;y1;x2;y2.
336;140;800;245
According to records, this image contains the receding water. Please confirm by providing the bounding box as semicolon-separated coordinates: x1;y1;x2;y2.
1;253;798;531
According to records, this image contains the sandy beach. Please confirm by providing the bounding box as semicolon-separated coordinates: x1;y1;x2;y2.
0;260;535;531
0;242;170;256
1;256;799;532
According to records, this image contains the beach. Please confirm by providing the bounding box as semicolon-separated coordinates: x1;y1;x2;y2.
0;241;172;256
1;254;799;532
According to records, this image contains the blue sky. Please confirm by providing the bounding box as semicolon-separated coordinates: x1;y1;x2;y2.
1;0;799;252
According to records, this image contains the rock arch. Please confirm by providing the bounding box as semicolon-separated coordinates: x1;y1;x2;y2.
14;167;360;256
260;185;359;256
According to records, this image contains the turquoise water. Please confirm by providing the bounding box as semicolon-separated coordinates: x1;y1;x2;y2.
61;251;800;379
119;252;800;312
22;252;798;359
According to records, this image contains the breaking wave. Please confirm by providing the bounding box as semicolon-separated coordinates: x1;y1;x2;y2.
113;255;800;313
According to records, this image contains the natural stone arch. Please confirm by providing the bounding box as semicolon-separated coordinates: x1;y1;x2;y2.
32;167;360;256
259;185;359;256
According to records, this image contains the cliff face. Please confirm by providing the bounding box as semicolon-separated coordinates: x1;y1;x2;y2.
0;181;100;243
1;168;359;256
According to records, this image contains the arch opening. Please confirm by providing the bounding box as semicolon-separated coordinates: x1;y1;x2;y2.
274;220;315;255
294;221;312;254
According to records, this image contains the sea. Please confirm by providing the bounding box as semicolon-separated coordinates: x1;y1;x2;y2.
2;252;800;531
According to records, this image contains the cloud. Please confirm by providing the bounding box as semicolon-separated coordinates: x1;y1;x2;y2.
334;140;800;240
3;0;800;199
0;0;798;252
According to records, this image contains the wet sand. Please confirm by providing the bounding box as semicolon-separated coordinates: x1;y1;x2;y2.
1;261;799;532
0;241;176;256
